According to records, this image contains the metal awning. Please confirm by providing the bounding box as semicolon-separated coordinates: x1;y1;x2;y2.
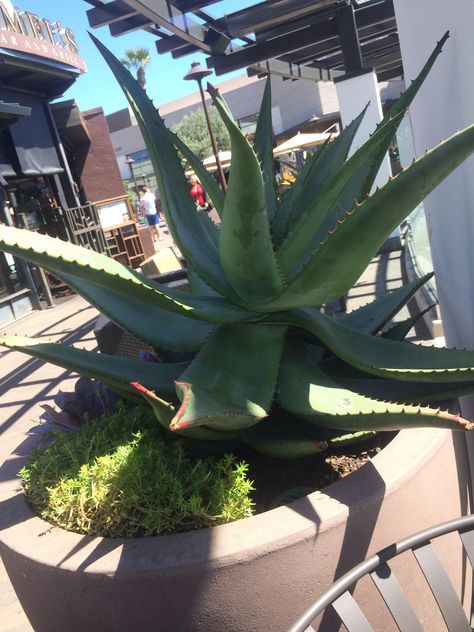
0;48;81;99
51;100;91;146
85;0;402;83
0;100;31;131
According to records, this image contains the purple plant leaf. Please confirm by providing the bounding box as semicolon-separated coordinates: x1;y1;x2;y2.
40;404;82;430
54;390;75;409
138;350;160;363
28;423;65;435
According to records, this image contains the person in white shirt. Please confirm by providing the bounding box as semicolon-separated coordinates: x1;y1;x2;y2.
139;186;162;241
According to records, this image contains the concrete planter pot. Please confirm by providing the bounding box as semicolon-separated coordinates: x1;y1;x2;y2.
0;427;470;632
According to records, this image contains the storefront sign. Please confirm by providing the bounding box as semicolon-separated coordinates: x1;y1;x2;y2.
0;2;86;73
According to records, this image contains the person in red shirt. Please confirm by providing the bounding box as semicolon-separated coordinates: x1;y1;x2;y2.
188;175;208;210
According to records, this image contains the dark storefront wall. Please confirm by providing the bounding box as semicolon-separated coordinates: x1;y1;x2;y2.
0;88;63;178
0;88;68;237
0;89;65;326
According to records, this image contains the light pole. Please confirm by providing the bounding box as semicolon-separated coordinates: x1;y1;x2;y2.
183;61;227;192
125;156;140;218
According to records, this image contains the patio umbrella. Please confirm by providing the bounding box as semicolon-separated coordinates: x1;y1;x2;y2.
198;133;336;173
273;132;337;156
201;150;232;171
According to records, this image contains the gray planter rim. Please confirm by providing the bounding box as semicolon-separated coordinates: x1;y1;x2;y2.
0;427;452;576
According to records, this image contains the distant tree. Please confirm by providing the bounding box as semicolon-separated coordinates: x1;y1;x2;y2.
121;48;151;90
173;107;231;161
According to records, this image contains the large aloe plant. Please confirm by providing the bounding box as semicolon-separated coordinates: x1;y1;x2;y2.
2;33;474;458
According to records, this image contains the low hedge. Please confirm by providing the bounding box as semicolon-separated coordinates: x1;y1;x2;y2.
21;404;254;538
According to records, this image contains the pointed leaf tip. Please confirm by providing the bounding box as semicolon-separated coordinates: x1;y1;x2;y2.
130;381;149;395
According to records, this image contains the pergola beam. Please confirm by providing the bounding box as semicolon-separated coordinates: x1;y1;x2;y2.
208;21;339;75
109;15;154;36
225;0;336;38
171;0;221;11
85;0;401;84
87;0;138;28
281;24;397;66
336;2;363;72
171;43;200;59
310;36;399;71
247;58;343;82
91;0;213;51
376;64;403;81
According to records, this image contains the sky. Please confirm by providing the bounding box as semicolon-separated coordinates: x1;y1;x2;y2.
22;0;255;114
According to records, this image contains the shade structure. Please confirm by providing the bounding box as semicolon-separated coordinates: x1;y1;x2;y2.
86;0;403;83
201;150;232;171
273;132;337;156
198;135;336;173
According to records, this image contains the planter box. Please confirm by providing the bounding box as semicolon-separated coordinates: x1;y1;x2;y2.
0;427;470;631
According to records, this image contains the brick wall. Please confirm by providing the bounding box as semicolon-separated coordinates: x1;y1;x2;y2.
75;107;125;203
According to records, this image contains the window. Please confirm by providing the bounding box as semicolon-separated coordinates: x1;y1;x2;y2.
127;149;158;191
237;113;259;139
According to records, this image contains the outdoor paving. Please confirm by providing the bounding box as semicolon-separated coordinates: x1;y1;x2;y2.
0;295;98;632
0;244;421;631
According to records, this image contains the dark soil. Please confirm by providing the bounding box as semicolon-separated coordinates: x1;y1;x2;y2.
245;432;396;513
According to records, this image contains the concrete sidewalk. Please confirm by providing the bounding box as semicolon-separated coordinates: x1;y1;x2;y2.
0;295;98;632
0;248;422;631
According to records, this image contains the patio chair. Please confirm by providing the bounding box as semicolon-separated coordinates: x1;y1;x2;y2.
289;514;474;632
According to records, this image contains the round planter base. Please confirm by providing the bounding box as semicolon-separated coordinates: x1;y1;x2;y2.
0;428;471;631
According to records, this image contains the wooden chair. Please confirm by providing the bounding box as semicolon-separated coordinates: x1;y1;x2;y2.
289;514;474;632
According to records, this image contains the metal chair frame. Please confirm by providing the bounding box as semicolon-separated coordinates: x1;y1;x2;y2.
289;514;474;632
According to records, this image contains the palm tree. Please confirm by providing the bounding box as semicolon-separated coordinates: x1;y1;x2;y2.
120;48;151;90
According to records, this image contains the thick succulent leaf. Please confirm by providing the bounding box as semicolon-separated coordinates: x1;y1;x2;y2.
130;382;176;430
278;111;405;275
278;339;474;431
384;31;449;124
58;272;214;352
271;143;328;246
276;105;368;241
263;123;474;310
0;335;187;398
314;32;449;248
316;33;449;244
0;225;259;324
253;78;278;223
343;33;450;213
208;83;284;303
241;414;328;459
271;35;447;253
339;273;433;334
169;323;286;431
328;431;376;447
131;382;243;442
91;34;236;299
196;208;219;247
319;359;474;404
381;305;434;341
187;266;220;298
274;308;474;383
166;130;224;218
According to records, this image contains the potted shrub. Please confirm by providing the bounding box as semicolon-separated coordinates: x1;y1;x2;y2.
1;32;474;631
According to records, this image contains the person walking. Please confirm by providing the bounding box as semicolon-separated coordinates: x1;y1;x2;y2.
188;175;209;210
139;185;162;241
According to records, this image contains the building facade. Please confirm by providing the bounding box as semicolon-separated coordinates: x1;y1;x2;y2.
108;71;405;188
0;1;125;326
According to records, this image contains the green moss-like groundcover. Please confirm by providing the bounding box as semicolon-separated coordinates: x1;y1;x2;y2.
20;405;254;538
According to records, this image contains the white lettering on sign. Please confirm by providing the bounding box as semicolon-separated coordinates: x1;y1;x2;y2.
0;2;86;72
